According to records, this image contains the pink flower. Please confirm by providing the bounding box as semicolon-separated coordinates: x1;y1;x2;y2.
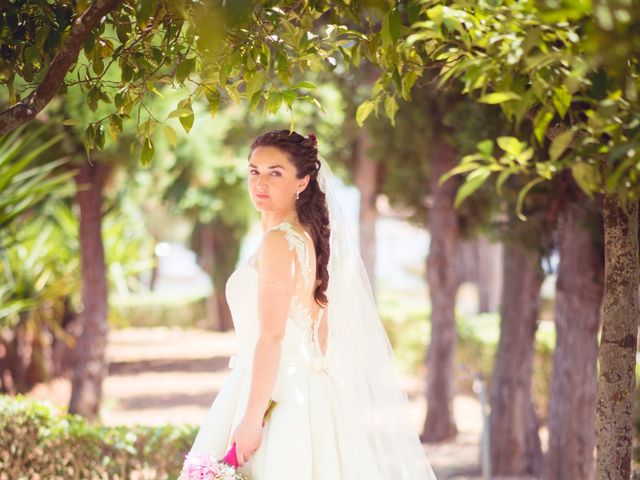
179;451;246;480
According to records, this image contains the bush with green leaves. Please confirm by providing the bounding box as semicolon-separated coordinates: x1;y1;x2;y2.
1;198;154;391
0;394;197;479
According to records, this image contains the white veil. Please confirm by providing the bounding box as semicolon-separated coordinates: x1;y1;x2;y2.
316;155;437;480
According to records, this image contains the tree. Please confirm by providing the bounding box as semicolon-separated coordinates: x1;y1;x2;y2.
381;2;639;477
367;84;504;442
546;181;604;479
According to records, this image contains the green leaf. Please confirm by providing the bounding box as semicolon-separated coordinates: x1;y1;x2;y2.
176;58;196;84
571;162;601;197
84;32;95;54
439;162;482;185
177;97;194;134
163;125;178;147
293;81;317;90
146;80;164;99
282;90;296;109
497;136;523;157
141;137;154;166
136;0;153;27
552;84;572;119
380;11;392;48
265;91;282;114
205;89;220;118
454;169;491;208
515;147;535;166
122;63;134;82
245;72;264;102
533;106;554;144
356;100;375;127
406;30;438;46
516;177;545;221
477;139;493;156
167;108;195;119
249;91;263;111
478;92;522;104
24;45;41;67
93;57;104;76
549;129;574;162
109;114;122;141
401;70;418;100
95;124;105;149
389;8;402;44
83;124;96;152
179;112;194;134
384;96;399;127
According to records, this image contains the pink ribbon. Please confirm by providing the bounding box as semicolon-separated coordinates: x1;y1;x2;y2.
222;442;239;468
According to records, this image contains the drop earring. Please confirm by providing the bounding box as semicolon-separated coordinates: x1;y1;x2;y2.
296;191;300;200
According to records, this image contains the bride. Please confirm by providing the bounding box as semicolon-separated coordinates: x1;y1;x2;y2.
180;129;437;479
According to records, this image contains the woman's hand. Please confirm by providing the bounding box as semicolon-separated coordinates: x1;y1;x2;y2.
231;418;263;467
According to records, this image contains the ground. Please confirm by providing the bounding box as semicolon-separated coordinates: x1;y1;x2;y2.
29;326;538;480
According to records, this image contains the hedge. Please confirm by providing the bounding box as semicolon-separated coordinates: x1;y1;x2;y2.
0;395;197;479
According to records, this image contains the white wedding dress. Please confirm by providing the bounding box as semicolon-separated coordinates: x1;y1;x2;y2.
183;221;378;479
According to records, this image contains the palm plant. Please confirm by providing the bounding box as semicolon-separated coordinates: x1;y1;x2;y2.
0;125;75;249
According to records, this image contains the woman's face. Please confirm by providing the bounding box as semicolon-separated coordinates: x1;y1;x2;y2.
248;146;309;213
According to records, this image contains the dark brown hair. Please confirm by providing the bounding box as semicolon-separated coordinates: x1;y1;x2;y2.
249;129;330;307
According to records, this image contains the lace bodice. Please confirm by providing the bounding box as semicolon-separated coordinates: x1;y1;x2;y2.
225;221;324;356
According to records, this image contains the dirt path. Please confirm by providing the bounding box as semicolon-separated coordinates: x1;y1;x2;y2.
29;327;536;480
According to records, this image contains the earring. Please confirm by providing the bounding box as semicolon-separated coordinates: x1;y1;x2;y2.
296;191;300;200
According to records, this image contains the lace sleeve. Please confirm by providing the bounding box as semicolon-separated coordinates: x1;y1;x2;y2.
263;222;312;290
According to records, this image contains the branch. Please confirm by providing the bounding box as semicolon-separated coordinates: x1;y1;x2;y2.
0;0;123;136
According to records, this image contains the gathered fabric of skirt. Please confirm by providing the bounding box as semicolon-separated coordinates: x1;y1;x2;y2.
184;223;381;480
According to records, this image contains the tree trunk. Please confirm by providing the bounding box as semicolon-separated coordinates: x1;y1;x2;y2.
214;289;233;331
545;201;604;480
196;223;225;331
456;238;478;285
211;225;235;331
9;313;31;393
354;128;379;296
456;236;502;313
489;242;544;476
69;161;110;420
192;221;240;332
421;140;461;442
26;327;53;386
477;236;502;313
51;296;79;377
595;195;639;480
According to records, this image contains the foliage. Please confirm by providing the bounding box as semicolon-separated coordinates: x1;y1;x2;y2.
379;290;556;417
0;125;74;248
0;394;196;479
0;197;154;392
0;0;397;164
381;0;640;210
1;199;153;335
367;80;504;236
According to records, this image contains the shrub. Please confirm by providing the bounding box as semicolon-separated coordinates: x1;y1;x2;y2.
0;395;197;479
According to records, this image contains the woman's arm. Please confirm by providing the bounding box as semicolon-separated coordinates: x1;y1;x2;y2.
231;229;296;465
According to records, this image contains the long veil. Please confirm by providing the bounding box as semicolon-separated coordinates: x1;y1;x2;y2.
317;155;437;480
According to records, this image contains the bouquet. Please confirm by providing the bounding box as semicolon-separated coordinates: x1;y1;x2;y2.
179;400;278;480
